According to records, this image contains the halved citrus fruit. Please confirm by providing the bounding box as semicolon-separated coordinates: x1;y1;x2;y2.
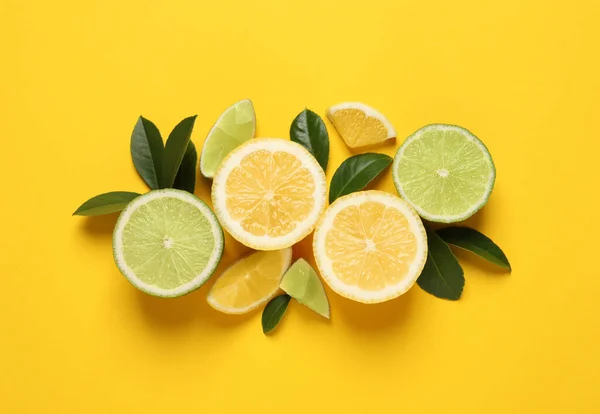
392;124;496;223
112;189;224;297
327;102;396;148
200;99;256;178
212;138;327;250
207;248;292;314
313;190;427;303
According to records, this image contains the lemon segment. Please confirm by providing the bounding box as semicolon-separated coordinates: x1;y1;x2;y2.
327;102;396;148
207;248;292;314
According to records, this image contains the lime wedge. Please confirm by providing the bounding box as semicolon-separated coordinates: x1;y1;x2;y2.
200;99;256;178
392;124;495;223
112;189;224;297
280;259;330;319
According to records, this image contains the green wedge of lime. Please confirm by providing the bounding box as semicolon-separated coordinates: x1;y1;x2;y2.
280;259;330;319
200;99;255;178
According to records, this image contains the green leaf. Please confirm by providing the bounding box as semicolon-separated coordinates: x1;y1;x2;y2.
172;141;198;194
437;227;511;270
162;115;197;188
329;153;392;203
290;109;329;170
131;116;164;189
73;191;141;216
417;228;465;300
262;294;291;334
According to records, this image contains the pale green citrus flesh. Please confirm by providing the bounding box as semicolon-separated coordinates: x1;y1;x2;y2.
114;190;223;296
280;259;330;318
393;124;495;223
200;99;255;178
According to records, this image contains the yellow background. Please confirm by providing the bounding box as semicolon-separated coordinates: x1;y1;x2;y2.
1;0;599;412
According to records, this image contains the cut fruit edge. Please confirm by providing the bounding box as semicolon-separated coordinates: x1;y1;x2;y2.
112;189;224;298
392;124;496;223
327;102;397;139
200;99;256;178
211;138;327;250
313;190;428;304
280;258;330;319
207;247;293;314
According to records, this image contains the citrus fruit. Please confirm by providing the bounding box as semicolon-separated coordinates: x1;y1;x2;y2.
280;259;330;318
313;190;427;303
212;138;327;250
200;99;255;178
112;189;224;297
207;248;292;314
327;102;396;148
392;124;496;223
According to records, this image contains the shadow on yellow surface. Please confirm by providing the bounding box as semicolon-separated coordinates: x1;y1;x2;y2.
79;212;119;239
133;287;256;330
334;288;415;332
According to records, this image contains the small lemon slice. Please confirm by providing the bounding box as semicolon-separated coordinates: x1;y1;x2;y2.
212;138;327;250
313;190;427;304
327;102;396;148
207;248;292;314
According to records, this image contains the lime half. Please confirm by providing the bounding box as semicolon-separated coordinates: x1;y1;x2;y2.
200;99;256;178
392;124;495;223
112;189;224;297
280;259;330;319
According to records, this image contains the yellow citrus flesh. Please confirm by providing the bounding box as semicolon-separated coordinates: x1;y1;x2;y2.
226;150;315;237
207;248;292;314
314;191;427;303
212;139;327;250
327;103;396;148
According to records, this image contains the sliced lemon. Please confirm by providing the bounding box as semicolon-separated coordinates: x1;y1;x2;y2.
211;138;327;250
327;102;396;148
207;248;292;314
313;190;427;303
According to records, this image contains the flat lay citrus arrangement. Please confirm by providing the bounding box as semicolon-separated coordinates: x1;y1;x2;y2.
74;99;510;334
6;2;600;412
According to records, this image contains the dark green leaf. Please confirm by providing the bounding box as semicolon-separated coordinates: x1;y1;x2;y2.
437;227;511;270
418;228;465;300
131;116;164;189
262;294;291;334
172;141;198;194
73;191;141;216
329;153;392;203
290;109;329;170
162;116;197;188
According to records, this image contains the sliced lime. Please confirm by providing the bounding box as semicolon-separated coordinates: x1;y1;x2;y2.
392;124;495;223
200;99;256;178
280;259;330;319
112;189;224;297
